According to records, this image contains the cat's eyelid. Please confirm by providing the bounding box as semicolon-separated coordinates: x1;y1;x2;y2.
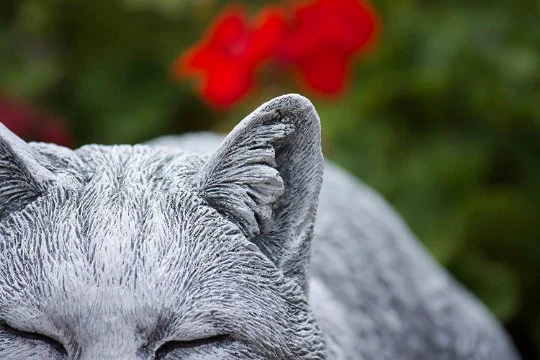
154;334;230;359
0;321;68;355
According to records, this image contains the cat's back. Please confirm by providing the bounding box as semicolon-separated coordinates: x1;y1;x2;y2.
311;163;519;360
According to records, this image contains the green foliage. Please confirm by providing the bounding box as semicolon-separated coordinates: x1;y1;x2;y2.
0;0;538;357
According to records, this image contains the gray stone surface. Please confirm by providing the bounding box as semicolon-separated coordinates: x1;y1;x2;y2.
0;94;519;359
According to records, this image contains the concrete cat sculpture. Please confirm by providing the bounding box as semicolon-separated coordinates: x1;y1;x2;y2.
0;94;519;359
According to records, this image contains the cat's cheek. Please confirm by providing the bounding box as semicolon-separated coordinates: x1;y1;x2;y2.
158;341;267;360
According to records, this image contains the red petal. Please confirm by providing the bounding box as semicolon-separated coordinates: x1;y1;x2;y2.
200;64;254;108
0;96;73;146
172;7;251;78
172;6;274;108
279;0;378;61
295;46;350;95
247;7;287;65
184;46;226;73
204;8;249;49
336;0;378;51
0;97;34;136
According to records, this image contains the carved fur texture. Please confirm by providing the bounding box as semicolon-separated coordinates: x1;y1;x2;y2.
0;94;519;359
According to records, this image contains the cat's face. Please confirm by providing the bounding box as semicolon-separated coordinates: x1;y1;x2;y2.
0;94;326;359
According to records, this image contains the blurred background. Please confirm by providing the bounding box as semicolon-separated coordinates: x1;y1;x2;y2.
0;0;538;358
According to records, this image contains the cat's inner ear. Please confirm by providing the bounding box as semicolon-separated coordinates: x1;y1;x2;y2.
0;123;55;219
196;94;324;289
196;117;293;238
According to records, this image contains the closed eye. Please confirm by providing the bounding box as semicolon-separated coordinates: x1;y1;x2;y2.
0;321;67;355
155;334;230;359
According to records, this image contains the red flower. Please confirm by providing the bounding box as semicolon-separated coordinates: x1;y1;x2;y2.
0;96;73;147
172;7;285;108
278;0;378;95
173;0;379;106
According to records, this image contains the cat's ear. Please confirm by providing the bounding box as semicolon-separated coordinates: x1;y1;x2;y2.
197;94;324;290
0;122;56;218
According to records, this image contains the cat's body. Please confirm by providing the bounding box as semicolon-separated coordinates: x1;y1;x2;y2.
0;95;519;359
151;132;519;360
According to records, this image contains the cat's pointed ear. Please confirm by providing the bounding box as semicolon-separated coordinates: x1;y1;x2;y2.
197;94;324;289
0;122;56;218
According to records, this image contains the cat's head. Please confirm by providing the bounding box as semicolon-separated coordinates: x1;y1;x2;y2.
0;94;326;359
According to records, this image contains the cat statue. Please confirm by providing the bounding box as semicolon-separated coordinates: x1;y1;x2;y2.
0;94;519;359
